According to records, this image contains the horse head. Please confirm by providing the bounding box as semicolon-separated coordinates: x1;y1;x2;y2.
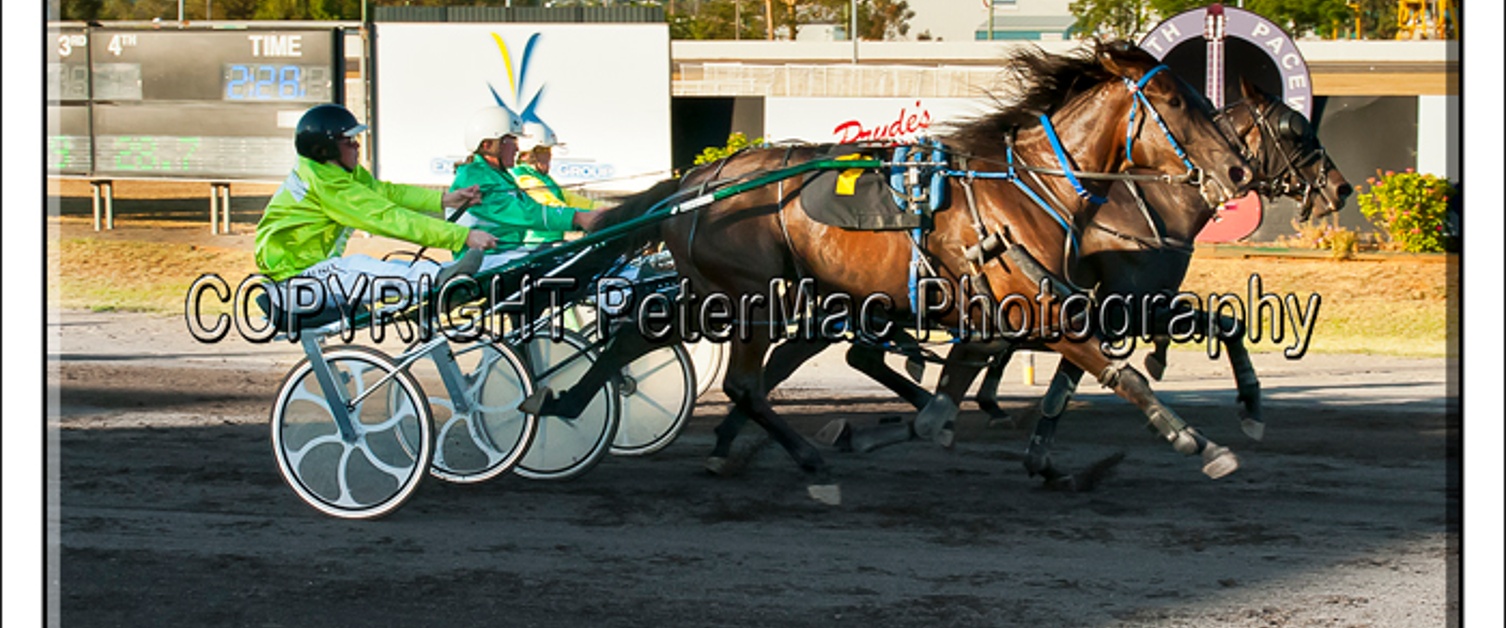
1227;77;1352;220
1094;40;1253;207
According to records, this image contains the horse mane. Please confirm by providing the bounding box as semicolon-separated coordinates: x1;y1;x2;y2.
944;39;1124;156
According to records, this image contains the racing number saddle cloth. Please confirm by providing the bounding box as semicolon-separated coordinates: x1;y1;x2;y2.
798;142;950;231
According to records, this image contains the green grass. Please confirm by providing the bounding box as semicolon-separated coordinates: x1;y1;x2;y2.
50;238;255;315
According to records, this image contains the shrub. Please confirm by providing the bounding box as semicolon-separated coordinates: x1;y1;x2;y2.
1355;168;1455;253
694;132;764;166
1279;215;1359;259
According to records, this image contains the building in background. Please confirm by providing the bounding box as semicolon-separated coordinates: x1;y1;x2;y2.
975;0;1075;41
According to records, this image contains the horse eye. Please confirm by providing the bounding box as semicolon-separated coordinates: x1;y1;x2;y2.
1168;96;1182;108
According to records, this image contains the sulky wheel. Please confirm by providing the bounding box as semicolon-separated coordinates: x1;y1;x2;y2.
684;338;728;400
405;341;539;484
609;341;696;456
514;330;620;480
271;346;432;519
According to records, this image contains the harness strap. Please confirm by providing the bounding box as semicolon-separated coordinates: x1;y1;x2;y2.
1005;141;1082;255
776;145;808;282
1038;113;1107;206
1124;65;1199;177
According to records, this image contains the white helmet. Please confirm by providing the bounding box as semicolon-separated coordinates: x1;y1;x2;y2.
517;122;563;153
463;107;525;152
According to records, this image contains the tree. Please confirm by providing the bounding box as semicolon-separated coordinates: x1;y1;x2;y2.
669;0;764;39
1070;0;1397;41
1245;0;1353;38
94;0;168;19
59;0;104;21
1068;0;1150;40
858;0;914;40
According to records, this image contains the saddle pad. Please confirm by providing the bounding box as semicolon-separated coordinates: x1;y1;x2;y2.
799;145;920;231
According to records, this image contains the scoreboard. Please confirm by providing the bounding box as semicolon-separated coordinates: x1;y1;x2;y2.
46;26;344;180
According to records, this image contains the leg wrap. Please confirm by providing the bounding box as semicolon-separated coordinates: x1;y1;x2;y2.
1040;370;1078;417
1097;364;1124;389
1023;415;1059;475
914;392;958;442
1146;406;1204;455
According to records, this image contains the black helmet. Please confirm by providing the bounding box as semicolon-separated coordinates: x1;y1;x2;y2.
295;104;367;162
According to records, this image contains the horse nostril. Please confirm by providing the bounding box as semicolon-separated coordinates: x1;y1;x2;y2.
1337;183;1353;199
1228;166;1248;187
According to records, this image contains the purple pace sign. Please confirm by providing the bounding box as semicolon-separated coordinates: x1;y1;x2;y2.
1138;4;1313;120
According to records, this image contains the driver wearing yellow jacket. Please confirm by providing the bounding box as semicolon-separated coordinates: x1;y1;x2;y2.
254;104;497;307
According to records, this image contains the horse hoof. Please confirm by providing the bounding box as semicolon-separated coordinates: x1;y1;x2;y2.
1201;446;1240;479
1042;474;1078;492
986;415;1016;430
807;483;842;506
933;427;955;449
519;386;553;415
914;393;958;443
704;456;729;476
1240;416;1266;442
1144;354;1167;381
814;419;852;451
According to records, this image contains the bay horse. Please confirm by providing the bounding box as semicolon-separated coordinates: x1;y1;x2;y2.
529;40;1254;498
793;77;1353;487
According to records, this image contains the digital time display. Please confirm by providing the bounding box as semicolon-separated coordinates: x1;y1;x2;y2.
56;27;345;180
223;64;332;102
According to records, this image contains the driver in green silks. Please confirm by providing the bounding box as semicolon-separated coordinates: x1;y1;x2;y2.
448;108;604;275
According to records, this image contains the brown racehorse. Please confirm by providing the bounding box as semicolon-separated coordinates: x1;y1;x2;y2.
530;40;1254;497
786;77;1353;488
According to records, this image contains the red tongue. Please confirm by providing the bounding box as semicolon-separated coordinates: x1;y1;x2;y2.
1196;191;1263;243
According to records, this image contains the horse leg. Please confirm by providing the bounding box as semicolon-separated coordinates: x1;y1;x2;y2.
1050;340;1240;480
713;334;833;487
911;341;998;448
1143;335;1170;380
813;336;941;453
1206;311;1264;441
974;345;1018;424
1023;360;1104;489
1146;306;1264;441
844;340;934;409
709;338;832;468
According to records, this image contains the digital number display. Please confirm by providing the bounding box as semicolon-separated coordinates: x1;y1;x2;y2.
222;64;331;102
48;63;90;101
49;135;94;173
49;27;342;180
96;135;296;178
93;63;144;101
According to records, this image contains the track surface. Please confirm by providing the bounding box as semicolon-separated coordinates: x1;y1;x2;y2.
50;311;1458;627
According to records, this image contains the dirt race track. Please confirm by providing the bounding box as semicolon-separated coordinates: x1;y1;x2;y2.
46;308;1461;627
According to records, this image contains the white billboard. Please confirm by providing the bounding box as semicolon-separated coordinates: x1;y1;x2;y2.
763;97;994;145
372;23;671;191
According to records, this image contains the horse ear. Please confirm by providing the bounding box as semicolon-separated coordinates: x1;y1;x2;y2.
1096;39;1154;80
1238;76;1268;103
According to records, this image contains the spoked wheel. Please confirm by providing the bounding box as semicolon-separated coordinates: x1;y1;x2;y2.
405;341;538;484
271;346;431;519
610;341;696;456
515;329;620;480
684;339;728;400
578;309;697;456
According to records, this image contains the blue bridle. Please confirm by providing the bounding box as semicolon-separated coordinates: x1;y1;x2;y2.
1029;64;1201;208
1122;65;1201;179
